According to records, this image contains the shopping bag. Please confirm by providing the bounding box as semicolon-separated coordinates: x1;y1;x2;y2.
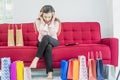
10;62;17;80
8;25;15;46
96;51;104;80
60;60;68;80
67;59;74;79
1;57;11;80
116;69;120;80
78;55;88;80
73;59;79;80
16;24;24;46
88;51;97;80
104;65;115;80
24;67;32;80
16;61;24;80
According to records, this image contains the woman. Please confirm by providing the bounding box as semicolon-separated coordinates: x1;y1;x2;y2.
29;5;61;79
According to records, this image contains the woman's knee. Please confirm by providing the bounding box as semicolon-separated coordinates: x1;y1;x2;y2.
41;35;50;43
46;44;52;50
42;35;51;40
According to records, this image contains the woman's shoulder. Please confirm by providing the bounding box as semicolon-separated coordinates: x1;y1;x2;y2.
55;18;60;23
36;18;40;21
35;18;41;23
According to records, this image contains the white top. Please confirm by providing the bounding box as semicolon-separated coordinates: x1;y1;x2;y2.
35;19;59;42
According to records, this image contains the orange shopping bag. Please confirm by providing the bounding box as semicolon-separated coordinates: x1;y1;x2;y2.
67;59;74;79
88;51;97;80
73;59;79;80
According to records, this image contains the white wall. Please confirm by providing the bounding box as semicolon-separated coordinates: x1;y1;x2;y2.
113;0;120;67
12;0;113;38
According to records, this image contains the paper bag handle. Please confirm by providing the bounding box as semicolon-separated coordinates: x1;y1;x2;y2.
15;24;22;29
96;51;102;59
8;24;14;30
88;51;94;60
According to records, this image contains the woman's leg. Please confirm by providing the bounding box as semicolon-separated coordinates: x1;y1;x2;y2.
44;44;53;78
36;35;59;58
29;57;39;68
30;35;59;68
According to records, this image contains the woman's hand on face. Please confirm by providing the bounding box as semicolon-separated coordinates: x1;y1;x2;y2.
39;12;45;25
51;12;56;24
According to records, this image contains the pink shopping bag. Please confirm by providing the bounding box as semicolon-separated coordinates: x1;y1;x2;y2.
10;62;17;80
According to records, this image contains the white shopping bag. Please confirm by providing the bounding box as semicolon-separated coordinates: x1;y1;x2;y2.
24;67;32;80
78;55;88;80
104;64;115;80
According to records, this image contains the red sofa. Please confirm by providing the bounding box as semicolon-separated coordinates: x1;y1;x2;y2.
0;22;118;68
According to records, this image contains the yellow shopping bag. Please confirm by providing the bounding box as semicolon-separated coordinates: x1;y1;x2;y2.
16;61;24;80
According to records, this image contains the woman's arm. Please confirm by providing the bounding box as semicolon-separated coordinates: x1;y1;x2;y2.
35;19;48;35
57;22;61;36
49;21;61;36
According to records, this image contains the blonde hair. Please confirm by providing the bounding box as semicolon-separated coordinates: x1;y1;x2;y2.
37;5;60;23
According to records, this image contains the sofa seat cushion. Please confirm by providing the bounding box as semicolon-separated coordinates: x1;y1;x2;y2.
0;46;37;62
52;44;111;62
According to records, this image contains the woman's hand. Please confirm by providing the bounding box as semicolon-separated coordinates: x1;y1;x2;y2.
51;12;56;24
39;12;45;25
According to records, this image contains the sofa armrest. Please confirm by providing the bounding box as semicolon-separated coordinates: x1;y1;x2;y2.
101;38;119;66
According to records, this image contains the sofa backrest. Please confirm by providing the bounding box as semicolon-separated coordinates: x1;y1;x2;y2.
0;23;38;46
0;24;8;46
58;22;101;45
16;23;38;46
0;22;101;46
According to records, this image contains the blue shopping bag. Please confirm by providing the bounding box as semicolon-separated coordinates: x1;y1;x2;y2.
96;51;104;80
60;60;68;80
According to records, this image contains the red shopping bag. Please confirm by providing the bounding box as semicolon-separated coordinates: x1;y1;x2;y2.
88;51;97;80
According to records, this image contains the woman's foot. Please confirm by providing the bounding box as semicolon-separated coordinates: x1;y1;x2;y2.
46;72;53;79
29;57;39;68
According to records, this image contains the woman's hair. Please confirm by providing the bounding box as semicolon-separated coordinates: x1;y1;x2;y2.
40;5;55;13
38;5;60;22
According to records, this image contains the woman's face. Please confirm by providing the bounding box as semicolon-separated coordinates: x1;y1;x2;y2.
42;13;53;23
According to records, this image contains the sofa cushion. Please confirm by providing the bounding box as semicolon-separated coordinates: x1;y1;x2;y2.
52;44;111;62
0;46;37;62
15;23;38;46
58;22;101;45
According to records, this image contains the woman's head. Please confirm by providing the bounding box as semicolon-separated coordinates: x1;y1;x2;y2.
40;5;55;23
